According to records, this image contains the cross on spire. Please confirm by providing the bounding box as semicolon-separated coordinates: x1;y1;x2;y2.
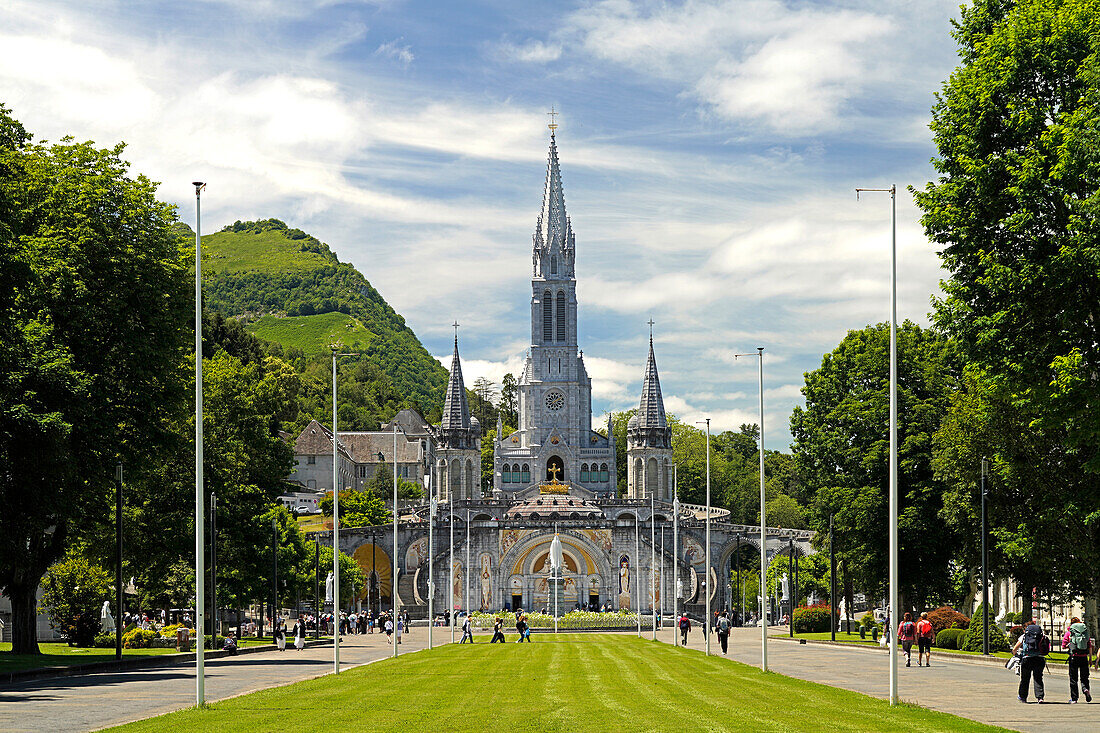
547;106;559;132
647;319;655;340
452;321;460;344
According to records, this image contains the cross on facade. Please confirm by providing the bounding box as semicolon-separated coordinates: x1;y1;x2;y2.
548;464;561;481
452;321;460;338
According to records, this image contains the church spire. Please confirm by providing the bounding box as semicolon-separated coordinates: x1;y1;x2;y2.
636;327;668;430
441;325;472;431
533;125;575;278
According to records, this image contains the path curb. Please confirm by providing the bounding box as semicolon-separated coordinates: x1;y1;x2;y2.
1;638;332;687
769;635;1071;676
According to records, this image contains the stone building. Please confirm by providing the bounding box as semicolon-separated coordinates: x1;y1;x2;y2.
317;128;814;620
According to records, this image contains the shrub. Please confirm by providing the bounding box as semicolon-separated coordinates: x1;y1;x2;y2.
926;605;970;636
39;547;113;647
160;624;182;638
934;628;966;649
793;605;834;634
961;603;1010;652
93;633;115;648
1003;611;1019;624
860;612;875;629
122;629;159;649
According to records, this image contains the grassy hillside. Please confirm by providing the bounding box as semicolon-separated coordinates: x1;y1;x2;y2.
191;219;448;414
246;312;374;354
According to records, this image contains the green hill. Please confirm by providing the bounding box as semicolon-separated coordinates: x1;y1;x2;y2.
193;219;447;414
246;312;375;354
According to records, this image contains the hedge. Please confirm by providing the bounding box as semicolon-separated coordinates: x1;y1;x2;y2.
793;605;834;634
934;628;966;649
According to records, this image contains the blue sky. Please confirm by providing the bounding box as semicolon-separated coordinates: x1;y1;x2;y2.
1;0;965;446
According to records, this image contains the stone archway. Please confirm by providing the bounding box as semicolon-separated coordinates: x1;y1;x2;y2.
499;529;615;612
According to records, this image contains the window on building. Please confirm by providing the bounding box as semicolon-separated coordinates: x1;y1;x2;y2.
550;255;558;275
580;463;590;482
555;291;566;341
600;463;609;482
521;464;530;483
358;465;366;478
307;455;316;465
503;465;511;483
542;290;553;341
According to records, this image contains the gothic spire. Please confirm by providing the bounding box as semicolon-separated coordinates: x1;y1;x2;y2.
441;330;472;431
533;130;575;277
636;332;668;430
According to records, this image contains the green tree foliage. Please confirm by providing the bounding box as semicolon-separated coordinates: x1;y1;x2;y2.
0;106;190;654
320;487;391;528
317;545;367;609
961;602;1010;652
40;546;113;647
499;373;518;427
790;323;960;608
367;461;424;502
915;0;1100;627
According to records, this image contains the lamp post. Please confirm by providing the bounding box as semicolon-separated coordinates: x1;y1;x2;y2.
635;509;641;637
272;516;278;643
115;462;123;661
393;422;399;660
981;456;989;656
788;538;794;638
651;477;657;640
210;493;217;647
465;510;471;635
331;350;357;674
672;464;678;645
314;538;320;640
450;505;455;644
829;514;836;642
857;183;898;705
735;535;741;626
191;181;206;705
429;492;436;650
694;419;712;655
735;347;766;670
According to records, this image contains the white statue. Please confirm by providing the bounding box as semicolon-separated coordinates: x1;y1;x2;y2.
101;601;116;633
480;555;492;611
780;574;789;601
838;596;847;625
619;556;630;595
324;572;334;603
676;577;683;600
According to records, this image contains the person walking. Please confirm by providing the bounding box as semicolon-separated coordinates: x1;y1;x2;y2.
384;615;394;640
520;614;532;642
292;615;306;651
716;611;731;655
275;618;287;651
396;615;403;645
1013;621;1050;703
679;612;691;646
491;617;506;643
1062;616;1092;703
916;611;934;667
515;610;526;642
460;614;473;644
897;612;918;667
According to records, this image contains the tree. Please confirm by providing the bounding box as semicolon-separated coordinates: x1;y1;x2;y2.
320;487;390;528
761;494;807;530
790;323;961;608
914;0;1100;627
366;461;423;503
0;109;191;654
40;546;112;646
317;545;366;609
499;373;518;427
470;377;498;430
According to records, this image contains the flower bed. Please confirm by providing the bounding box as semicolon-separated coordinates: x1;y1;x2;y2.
468;610;651;630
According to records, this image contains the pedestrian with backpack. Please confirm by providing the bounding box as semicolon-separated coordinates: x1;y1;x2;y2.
460;614;473;644
1012;621;1049;703
679;613;691;646
716;611;731;655
1062;616;1092;703
916;612;935;667
897;612;918;667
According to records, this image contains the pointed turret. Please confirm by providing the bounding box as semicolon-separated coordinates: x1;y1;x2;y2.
441;334;472;431
636;335;668;430
533;131;575;279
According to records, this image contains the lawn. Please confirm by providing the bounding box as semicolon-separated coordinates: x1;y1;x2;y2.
296;513;328;533
778;632;1074;664
246;312;374;354
108;635;1006;733
0;642;178;674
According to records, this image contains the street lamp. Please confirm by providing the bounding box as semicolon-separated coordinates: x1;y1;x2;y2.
981;456;989;656
331;349;358;674
191;181;206;706
672;464;678;645
115;462;123;661
393;422;399;660
856;183;898;705
695;418;711;656
735;347;766;670
429;489;436;650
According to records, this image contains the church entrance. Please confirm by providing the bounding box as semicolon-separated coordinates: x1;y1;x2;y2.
546;455;564;482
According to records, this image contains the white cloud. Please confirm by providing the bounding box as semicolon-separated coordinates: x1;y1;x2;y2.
497;40;562;63
375;38;414;67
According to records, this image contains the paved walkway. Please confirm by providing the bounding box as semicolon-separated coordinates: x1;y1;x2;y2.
655;625;1093;732
5;624;1096;732
0;628;452;732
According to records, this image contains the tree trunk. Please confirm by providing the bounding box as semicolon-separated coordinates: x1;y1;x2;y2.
1021;585;1033;623
1086;587;1099;644
8;580;40;655
962;567;979;614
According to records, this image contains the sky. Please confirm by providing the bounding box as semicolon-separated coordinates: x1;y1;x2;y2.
0;0;966;447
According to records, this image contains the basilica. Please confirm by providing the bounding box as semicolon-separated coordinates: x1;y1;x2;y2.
313;129;811;620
